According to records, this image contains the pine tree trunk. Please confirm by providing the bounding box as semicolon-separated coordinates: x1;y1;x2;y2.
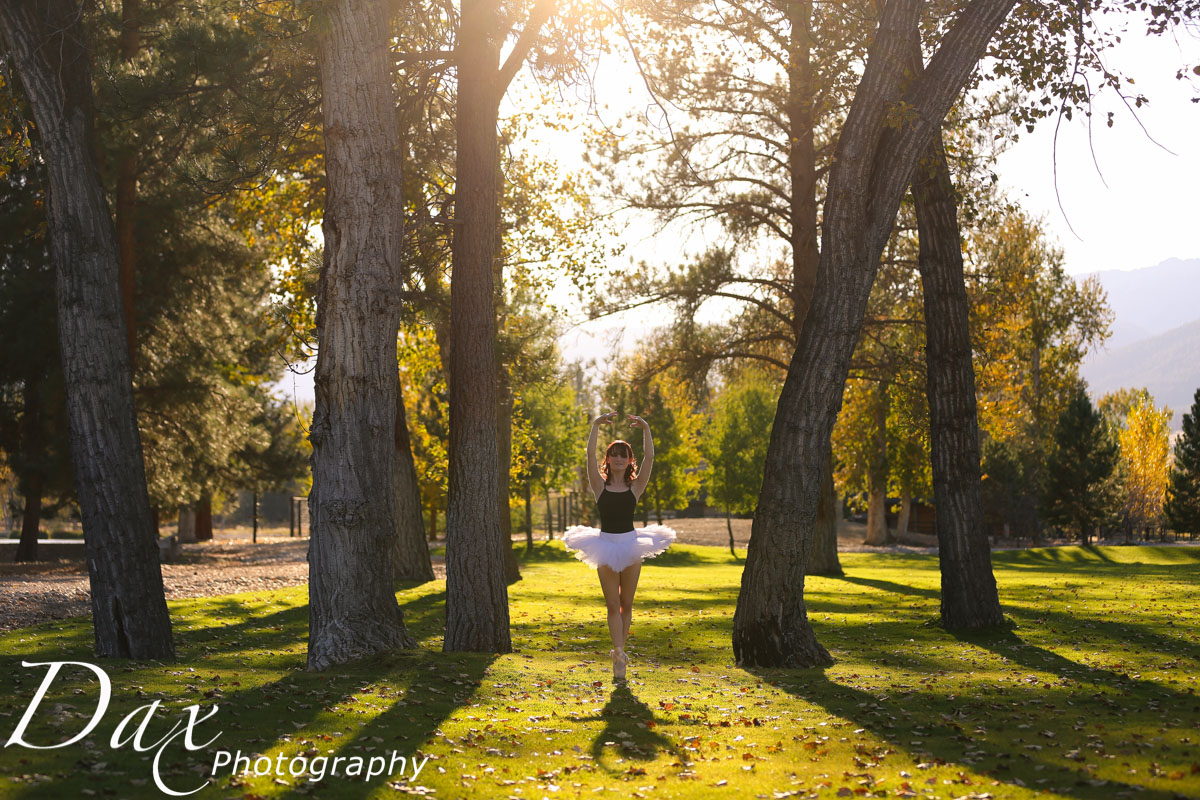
307;0;416;670
116;0;138;366
0;0;173;658
807;452;844;575
17;473;42;563
15;375;43;563
444;0;511;652
912;134;1004;629
393;371;434;582
195;494;213;541
733;0;1016;667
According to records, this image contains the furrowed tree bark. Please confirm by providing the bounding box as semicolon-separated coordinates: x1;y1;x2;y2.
393;370;434;582
445;0;512;652
786;0;842;575
444;0;552;650
806;449;844;575
307;0;416;671
0;0;174;658
733;0;1017;667
912;135;1004;629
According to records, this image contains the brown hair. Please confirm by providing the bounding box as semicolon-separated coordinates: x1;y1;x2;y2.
600;440;638;485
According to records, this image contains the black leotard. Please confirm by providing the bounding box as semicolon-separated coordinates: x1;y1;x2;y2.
597;488;637;533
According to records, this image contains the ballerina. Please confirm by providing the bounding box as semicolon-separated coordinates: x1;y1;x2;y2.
562;412;677;682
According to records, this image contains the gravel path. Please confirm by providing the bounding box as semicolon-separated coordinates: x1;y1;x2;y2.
0;519;916;632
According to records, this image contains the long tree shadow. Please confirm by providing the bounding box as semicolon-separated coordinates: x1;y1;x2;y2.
572;683;687;775
746;666;1186;800
273;649;496;799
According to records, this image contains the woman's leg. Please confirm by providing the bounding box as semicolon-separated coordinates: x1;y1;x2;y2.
597;565;624;650
617;561;642;645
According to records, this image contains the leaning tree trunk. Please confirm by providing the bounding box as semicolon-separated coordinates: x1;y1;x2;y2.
393;371;434;582
444;0;512;652
806;449;844;575
912;129;1004;631
306;0;416;671
733;0;1017;667
0;0;174;658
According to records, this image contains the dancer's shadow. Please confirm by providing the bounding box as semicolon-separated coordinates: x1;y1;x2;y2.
574;683;686;775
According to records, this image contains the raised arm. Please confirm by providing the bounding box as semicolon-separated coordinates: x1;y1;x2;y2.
630;415;654;500
587;412;615;500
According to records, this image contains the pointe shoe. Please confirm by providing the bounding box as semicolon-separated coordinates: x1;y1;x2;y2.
612;648;628;682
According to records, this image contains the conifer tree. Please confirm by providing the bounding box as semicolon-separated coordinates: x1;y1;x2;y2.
1166;388;1200;535
1041;389;1119;544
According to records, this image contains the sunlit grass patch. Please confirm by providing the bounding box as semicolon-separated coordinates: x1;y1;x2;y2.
0;544;1197;798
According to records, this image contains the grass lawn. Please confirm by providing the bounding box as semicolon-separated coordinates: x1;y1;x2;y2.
1;544;1198;799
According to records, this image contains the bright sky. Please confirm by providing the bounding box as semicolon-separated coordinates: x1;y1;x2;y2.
993;28;1200;276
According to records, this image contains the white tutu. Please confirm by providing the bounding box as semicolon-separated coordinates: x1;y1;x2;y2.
561;524;677;572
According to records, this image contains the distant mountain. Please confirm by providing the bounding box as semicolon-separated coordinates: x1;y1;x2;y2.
1084;257;1200;349
1080;316;1200;428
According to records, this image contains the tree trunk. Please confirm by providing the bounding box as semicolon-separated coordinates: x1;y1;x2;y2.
444;0;511;652
17;474;42;563
545;489;553;539
306;0;416;671
15;375;44;563
895;490;912;538
195;494;213;541
393;371;434;582
496;366;520;582
0;0;174;659
864;379;892;546
429;505;438;541
524;481;534;550
786;0;841;579
726;506;736;557
807;450;844;575
177;507;197;543
116;0;139;367
733;0;1017;667
913;134;1004;630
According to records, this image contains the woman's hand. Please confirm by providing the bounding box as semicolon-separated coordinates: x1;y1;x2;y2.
595;411;618;426
628;414;647;430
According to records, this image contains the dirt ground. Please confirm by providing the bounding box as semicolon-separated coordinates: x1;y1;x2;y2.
0;518;925;632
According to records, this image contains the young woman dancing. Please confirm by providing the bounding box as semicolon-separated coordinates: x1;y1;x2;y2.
562;412;676;682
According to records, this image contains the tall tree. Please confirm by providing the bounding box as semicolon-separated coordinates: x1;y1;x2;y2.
444;0;555;651
306;0;416;671
911;129;1003;628
0;0;173;658
733;0;1018;667
1166;388;1200;536
1040;388;1119;544
1116;395;1172;538
703;371;776;557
